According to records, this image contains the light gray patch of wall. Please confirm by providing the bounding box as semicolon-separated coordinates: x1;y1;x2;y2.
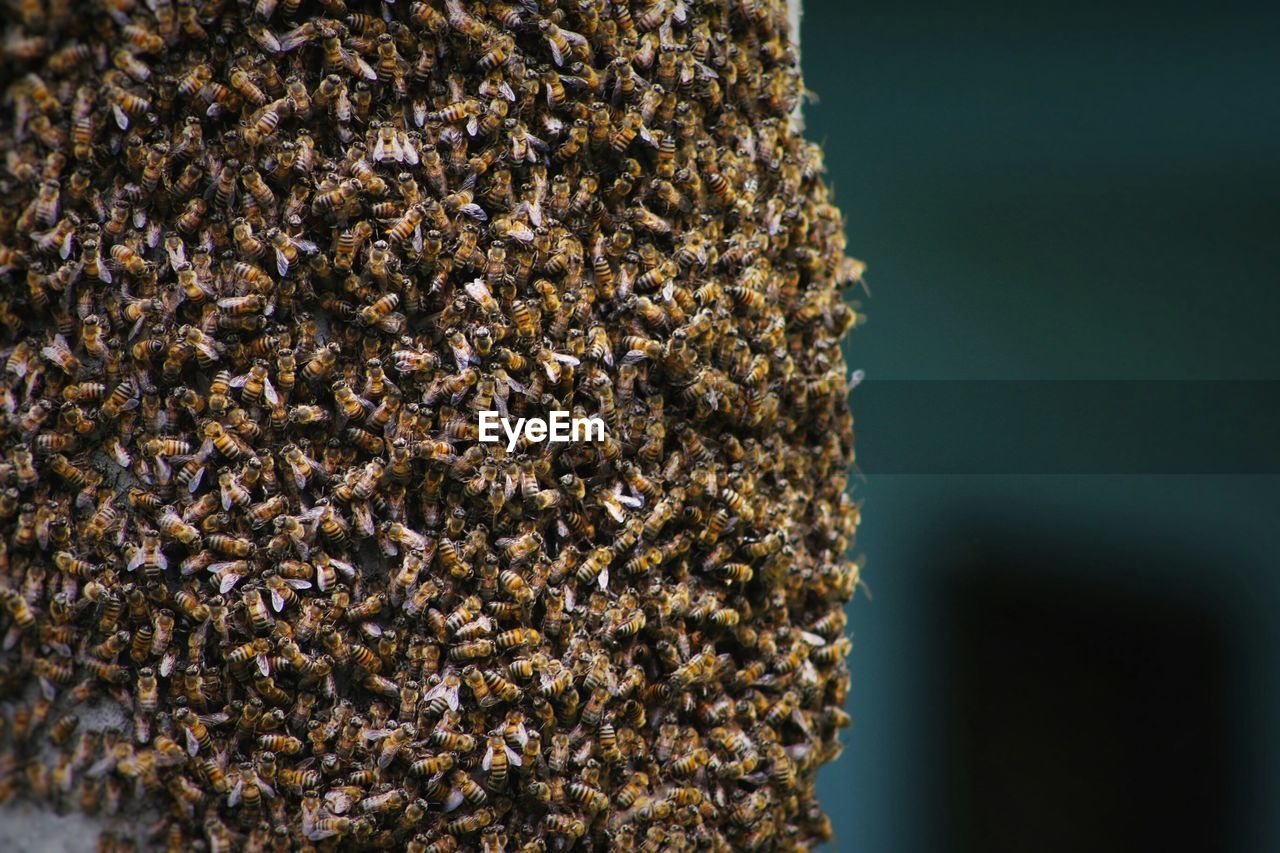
0;689;154;851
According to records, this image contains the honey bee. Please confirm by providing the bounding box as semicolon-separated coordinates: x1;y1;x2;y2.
241;587;273;634
256;734;302;755
0;0;858;844
361;721;412;770
492;628;539;651
266;228;318;276
302;342;340;382
449;639;495;663
544;815;586;839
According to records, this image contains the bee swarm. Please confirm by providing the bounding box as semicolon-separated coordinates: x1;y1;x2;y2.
0;0;862;850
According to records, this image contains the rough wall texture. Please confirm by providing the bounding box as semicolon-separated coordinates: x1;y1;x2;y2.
0;0;860;849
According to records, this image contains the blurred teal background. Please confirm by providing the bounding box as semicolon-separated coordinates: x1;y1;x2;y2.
801;2;1280;850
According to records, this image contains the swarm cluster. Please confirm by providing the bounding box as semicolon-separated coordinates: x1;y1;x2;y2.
0;0;862;849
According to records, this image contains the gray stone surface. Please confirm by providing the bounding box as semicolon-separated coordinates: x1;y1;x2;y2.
0;806;107;853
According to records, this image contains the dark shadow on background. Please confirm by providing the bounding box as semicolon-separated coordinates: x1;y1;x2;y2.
940;526;1245;853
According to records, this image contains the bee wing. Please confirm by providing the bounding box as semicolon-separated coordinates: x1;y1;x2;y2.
262;377;279;406
187;464;206;494
249;24;281;53
546;38;564;67
464;278;492;304
279;27;313;52
504;744;523;766
376;312;406;335
112;104;129;130
292;237;319;254
504;376;533;398
444;788;466;813
87;753;117;778
258;778;276;799
269;588;286;612
287;579;312;590
274;248;291;277
525;132;548;156
424;681;460;711
481;744;493;771
277;32;307;52
460;203;488;222
597;565;609;592
218;572;242;594
164;244;186;271
126;548;145;572
325;788;356;814
227;778;243;806
297;506;324;523
328;556;356;579
466;115;479;136
257;653;271;676
185;727;201;756
355;57;378;82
